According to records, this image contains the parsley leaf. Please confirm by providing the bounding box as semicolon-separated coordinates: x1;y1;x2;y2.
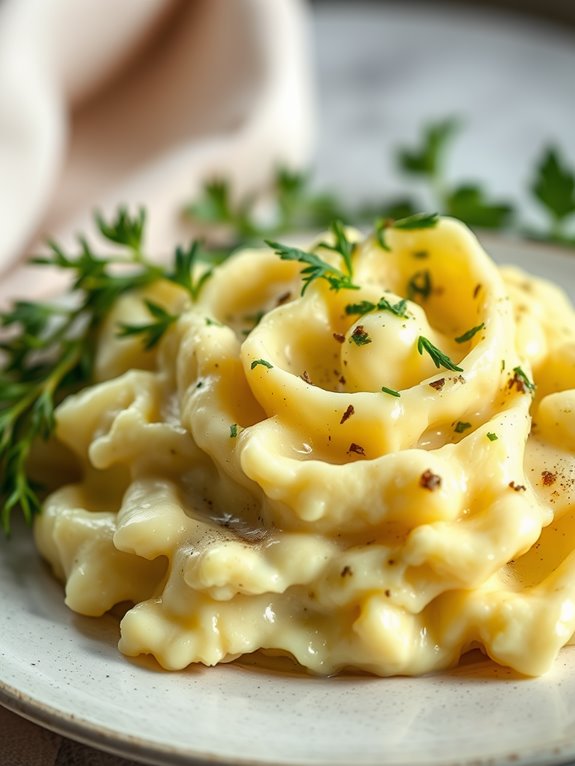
350;326;372;346
375;212;439;251
531;147;575;237
318;220;355;276
266;238;358;295
417;336;463;372
455;323;485;343
250;359;273;370
167;242;213;300
407;270;432;301
117;300;179;350
393;212;440;231
345;296;408;319
445;185;514;229
398;118;460;179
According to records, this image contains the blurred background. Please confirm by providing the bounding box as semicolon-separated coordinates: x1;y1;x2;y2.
309;0;575;235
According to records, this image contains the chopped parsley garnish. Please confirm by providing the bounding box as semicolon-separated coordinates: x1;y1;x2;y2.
417;336;463;372
230;424;239;438
250;359;273;370
345;296;408;319
350;325;372;346
375;212;439;250
398;118;460;179
486;432;498;441
381;386;400;397
454;421;471;433
508;366;535;394
407;270;432;301
455;323;485;343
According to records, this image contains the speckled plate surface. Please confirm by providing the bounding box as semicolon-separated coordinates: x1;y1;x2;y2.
2;237;575;766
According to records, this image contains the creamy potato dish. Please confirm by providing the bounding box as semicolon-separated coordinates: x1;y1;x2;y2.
35;217;575;676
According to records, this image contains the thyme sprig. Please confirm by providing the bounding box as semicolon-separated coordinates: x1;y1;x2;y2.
0;209;209;535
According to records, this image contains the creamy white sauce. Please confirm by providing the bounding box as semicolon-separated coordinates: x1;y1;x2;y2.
34;219;575;676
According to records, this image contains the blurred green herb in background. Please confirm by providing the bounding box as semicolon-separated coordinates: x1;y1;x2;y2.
185;118;575;251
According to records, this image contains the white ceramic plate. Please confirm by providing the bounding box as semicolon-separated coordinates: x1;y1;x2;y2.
3;237;575;766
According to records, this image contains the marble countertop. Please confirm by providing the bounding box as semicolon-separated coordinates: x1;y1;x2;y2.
3;3;575;765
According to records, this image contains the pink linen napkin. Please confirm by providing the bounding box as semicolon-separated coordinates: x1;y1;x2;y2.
0;0;314;301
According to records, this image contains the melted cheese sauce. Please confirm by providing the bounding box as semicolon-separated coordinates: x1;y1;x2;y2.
34;218;575;676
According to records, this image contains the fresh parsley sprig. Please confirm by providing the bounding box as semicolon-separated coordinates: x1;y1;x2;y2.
265;241;356;294
0;208;210;535
266;221;359;295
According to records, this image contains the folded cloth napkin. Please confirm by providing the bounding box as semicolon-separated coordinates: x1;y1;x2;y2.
0;0;314;301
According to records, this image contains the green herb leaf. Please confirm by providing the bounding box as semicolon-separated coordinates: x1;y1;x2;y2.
167;241;213;300
117;300;179;350
374;212;439;250
486;432;498;441
454;421;471;433
531;147;575;224
397;118;460;178
0;209;212;536
445;185;514;229
510;366;536;394
95;207;146;255
393;212;440;231
186;179;233;226
350;325;372;346
265;240;358;295
230;424;239;438
250;359;273;370
345;295;408;319
318;220;355;277
455;322;485;343
407;270;432;301
381;386;400;397
417;336;463;371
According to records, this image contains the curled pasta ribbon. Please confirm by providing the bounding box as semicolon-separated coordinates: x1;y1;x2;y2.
35;218;575;676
